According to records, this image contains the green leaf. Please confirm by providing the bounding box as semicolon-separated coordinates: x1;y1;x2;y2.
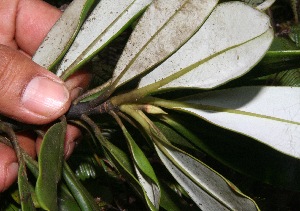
252;67;300;87
270;37;300;51
56;0;152;80
75;162;97;181
18;160;36;211
289;24;300;47
176;86;300;159
154;119;198;150
111;0;218;88
253;50;300;77
100;137;157;210
32;0;97;70
271;68;300;86
154;142;259;211
62;162;99;211
2;203;20;211
23;152;82;210
0;123;36;210
240;0;265;7
101;139;135;174
36;120;67;211
137;2;273;91
120;122;160;209
58;189;82;211
159;182;183;211
120;104;257;210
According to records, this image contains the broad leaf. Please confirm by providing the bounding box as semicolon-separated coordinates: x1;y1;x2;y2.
154;142;259;211
32;0;97;70
111;0;218;88
137;2;273;90
36;120;66;211
176;86;300;159
270;37;300;51
56;0;152;79
23;152;82;210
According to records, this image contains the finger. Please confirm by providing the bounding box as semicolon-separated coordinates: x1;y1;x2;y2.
36;124;82;159
65;69;92;100
17;132;37;158
0;0;61;55
16;0;61;55
63;125;82;159
0;45;71;124
0;1;19;48
0;133;36;192
0;143;18;192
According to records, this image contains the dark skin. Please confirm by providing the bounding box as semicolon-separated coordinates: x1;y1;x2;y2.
0;0;91;192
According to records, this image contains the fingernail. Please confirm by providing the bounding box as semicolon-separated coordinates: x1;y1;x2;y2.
70;87;83;100
7;162;18;177
64;137;81;159
64;141;75;159
22;76;69;117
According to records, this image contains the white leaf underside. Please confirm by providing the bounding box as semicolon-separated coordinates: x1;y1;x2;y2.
134;165;160;209
138;2;273;89
178;86;300;158
56;0;152;77
155;144;258;211
32;0;91;69
112;0;219;87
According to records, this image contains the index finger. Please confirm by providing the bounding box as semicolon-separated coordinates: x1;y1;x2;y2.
6;0;61;56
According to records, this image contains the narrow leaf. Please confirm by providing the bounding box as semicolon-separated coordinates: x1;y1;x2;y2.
32;0;97;70
101;137;158;210
62;162;99;211
111;0;218;88
252;50;300;77
134;166;160;209
120;104;257;210
119;120;160;209
154;142;259;211
36;120;66;211
138;2;273;90
56;0;152;79
18;160;36;211
154;120;198;150
159;182;183;211
177;86;300;159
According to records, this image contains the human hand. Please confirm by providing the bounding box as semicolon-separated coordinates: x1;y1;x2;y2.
0;0;90;192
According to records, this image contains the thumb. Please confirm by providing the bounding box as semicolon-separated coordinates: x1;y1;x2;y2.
0;45;71;124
